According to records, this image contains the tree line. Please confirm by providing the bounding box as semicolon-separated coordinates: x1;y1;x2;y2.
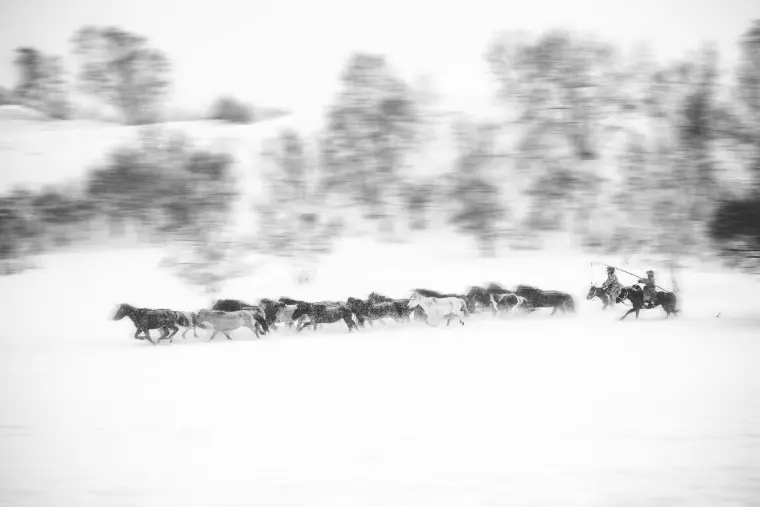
1;20;760;280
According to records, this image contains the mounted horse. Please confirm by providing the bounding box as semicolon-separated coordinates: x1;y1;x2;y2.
616;286;679;320
586;285;616;311
407;291;466;327
514;285;575;315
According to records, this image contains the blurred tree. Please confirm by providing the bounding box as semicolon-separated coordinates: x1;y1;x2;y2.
255;129;337;261
485;30;618;237
486;29;620;161
13;47;70;119
324;52;421;220
448;116;507;256
86;128;237;241
210;95;254;124
71;26;171;124
709;20;760;268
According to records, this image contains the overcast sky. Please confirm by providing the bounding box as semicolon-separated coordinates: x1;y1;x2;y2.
1;0;759;115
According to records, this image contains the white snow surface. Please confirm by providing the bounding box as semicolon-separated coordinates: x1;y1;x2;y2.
1;235;760;507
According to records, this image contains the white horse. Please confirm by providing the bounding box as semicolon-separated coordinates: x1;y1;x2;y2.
196;309;265;340
408;291;466;327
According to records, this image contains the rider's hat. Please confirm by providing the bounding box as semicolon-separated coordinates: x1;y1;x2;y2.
607;266;614;272
646;270;654;275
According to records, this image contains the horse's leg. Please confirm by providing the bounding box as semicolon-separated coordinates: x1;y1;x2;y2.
154;328;164;342
168;325;179;342
550;306;557;316
209;330;218;341
146;328;159;345
620;308;636;321
224;331;233;340
133;329;145;340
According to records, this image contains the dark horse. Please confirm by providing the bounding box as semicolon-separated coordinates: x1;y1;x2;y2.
465;286;497;314
368;292;424;321
346;297;405;327
291;302;359;333
113;304;182;344
586;285;615;311
211;299;269;334
616;286;679;320
515;285;575;315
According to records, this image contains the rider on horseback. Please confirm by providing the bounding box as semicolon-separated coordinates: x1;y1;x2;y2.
638;270;656;309
601;266;622;304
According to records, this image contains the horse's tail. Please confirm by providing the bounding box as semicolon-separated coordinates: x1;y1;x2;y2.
565;295;576;313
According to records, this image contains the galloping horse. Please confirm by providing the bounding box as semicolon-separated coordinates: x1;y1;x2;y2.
113;304;182;344
616;286;679;320
347;297;405;327
291;302;359;333
407;291;466;327
368;292;425;322
515;285;575;315
196;309;266;340
211;299;269;334
586;285;615;311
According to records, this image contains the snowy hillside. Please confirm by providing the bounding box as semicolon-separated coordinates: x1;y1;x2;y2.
1;232;759;507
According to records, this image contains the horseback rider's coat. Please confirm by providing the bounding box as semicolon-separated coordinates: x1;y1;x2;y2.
601;272;622;298
638;272;656;303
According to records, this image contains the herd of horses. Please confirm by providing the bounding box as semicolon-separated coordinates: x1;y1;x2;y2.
113;281;679;345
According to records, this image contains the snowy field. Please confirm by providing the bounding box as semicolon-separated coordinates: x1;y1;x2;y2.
1;233;760;507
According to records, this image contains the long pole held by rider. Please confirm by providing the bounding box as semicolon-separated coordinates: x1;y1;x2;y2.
591;261;671;292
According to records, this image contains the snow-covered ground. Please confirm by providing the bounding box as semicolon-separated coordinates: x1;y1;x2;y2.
1;233;759;507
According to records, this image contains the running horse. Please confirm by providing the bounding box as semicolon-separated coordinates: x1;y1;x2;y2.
515;285;575;315
407;291;466;327
616;286;679;320
586;284;615;311
113;304;183;344
195;308;267;340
